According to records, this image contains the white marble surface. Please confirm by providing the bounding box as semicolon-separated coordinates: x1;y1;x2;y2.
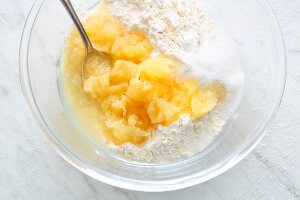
0;0;300;199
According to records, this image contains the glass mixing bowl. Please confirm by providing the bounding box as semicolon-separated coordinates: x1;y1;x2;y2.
19;0;286;192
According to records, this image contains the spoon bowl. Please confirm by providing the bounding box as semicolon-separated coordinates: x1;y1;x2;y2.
59;0;112;82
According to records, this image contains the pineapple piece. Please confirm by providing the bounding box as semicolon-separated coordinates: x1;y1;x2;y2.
128;114;139;126
106;82;128;95
110;60;138;84
191;91;218;119
170;88;190;111
147;100;164;124
84;74;110;99
181;78;200;96
98;21;126;48
85;6;126;50
126;79;153;102
111;33;153;63
148;98;181;125
111;95;128;116
106;120;150;145
139;57;175;81
156;85;170;100
155;98;181;125
101;96;120;111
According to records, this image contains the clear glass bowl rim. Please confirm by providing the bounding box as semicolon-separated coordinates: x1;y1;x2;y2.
19;0;287;192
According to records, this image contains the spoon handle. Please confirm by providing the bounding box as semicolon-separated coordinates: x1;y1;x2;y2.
59;0;93;52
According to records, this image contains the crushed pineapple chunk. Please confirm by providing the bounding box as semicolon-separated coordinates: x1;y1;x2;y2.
112;33;153;63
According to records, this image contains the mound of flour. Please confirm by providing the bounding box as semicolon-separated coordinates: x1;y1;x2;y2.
105;0;244;163
105;0;214;58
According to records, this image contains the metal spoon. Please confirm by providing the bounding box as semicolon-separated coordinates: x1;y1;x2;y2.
59;0;111;82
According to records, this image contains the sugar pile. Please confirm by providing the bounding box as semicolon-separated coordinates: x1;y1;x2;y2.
105;0;244;163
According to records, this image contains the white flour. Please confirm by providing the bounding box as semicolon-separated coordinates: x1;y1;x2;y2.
105;0;213;58
105;0;244;163
109;113;223;163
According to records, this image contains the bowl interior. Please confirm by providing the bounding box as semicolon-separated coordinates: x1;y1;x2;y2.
21;0;285;191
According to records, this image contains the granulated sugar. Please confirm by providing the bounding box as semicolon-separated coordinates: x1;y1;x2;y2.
105;0;244;163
